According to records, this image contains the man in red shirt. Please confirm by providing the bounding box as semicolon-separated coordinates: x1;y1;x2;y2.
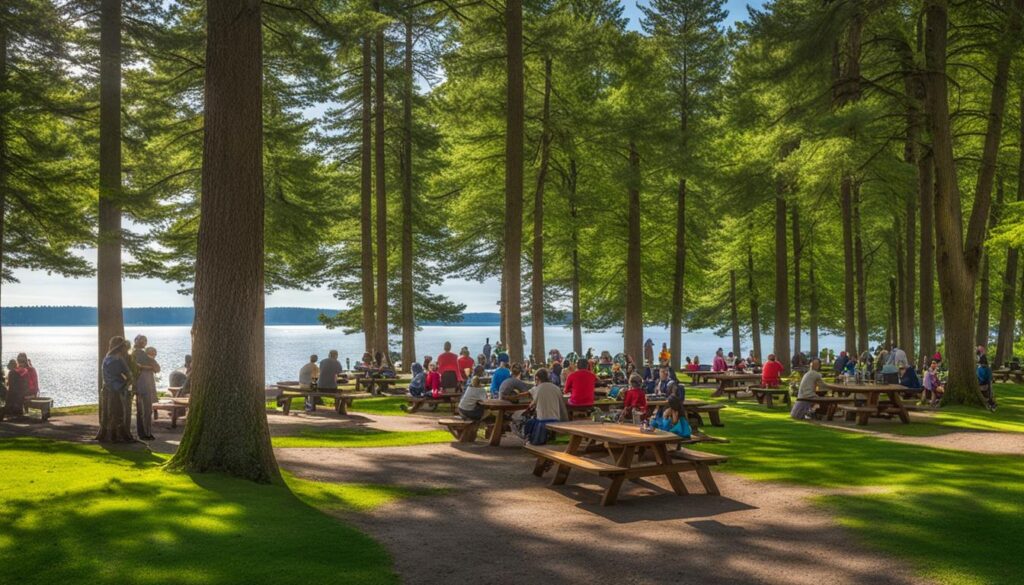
563;358;596;406
761;354;784;388
456;347;476;380
436;341;463;382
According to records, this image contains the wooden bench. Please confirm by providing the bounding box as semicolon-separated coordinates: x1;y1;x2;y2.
153;398;189;428
798;396;853;420
722;386;752;401
837;405;878;425
671;448;729;495
25;397;53;421
749;387;791;408
526;444;628;506
402;392;461;413
687;404;726;427
438;417;480;443
278;391;372;415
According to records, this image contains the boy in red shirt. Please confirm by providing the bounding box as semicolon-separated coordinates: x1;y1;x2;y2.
563;358;596;406
619;374;648;422
761;354;784;388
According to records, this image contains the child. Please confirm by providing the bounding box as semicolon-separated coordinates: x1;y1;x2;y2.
424;362;442;398
618;374;648;423
922;360;944;406
650;395;691;438
408;362;426;397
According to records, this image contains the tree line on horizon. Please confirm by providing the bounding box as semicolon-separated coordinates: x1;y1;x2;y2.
2;0;1023;464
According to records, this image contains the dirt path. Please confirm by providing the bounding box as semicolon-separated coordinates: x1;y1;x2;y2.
277;441;932;585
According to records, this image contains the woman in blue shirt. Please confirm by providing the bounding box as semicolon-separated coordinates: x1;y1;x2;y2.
97;336;135;443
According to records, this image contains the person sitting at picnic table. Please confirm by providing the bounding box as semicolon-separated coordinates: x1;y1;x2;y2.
550;360;563;386
712;349;728;372
563;358;596;406
408;362;427;397
457;374;489;421
790;358;824;420
687;356;701;372
15;353;39;398
978;355;997;411
495;342;510;366
435;341;463;384
457;347;476;380
489;359;511;398
355;352;375;376
299;354;319;389
424;362;442;397
618;374;648;422
833;351;849;374
169;354;191;389
476;353;487;369
922;360;944;406
499;364;532;401
899;362;922;392
610;362;626;385
311;351;342;410
2;359;30;417
888;344;909;367
652;367;678;397
746;350;760;368
658;343;671;365
733;357;748;372
761;354;784;388
650;395;691;438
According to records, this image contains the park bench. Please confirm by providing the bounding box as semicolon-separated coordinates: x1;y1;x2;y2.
402;391;461;413
278;391;372;416
797;396;854;420
153;397;189;428
438;417;480;443
687;403;726;427
836;404;879;424
748;386;791;408
670;448;730;495
721;386;752;401
526;444;629;506
25;397;53;421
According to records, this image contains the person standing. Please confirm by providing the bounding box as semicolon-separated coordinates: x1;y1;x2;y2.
299;354;319;389
482;338;492;364
98;336;134;440
132;336;159;440
644;339;654;368
790;358;824;420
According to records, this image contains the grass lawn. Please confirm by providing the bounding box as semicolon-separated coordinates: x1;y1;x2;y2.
272;427;453;448
686;392;1023;585
869;382;1024;436
0;437;436;585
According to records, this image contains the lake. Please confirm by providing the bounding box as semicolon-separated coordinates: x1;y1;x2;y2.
1;325;846;407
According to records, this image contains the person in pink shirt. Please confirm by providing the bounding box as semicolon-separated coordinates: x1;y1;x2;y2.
17;354;39;397
761;354;784;388
436;341;464;382
712;349;728;372
563;358;596;406
424;362;442;397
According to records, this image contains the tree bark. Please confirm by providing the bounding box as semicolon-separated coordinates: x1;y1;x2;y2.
923;0;1022;404
899;40;921;363
97;0;125;440
994;90;1024;367
919;149;936;362
895;216;905;348
747;241;761;362
792;205;802;358
669;175;686;371
809;236;820;357
624;141;643;362
503;0;525;362
889;276;898;351
976;179;1003;347
841;177;857;354
167;0;278;482
530;57;552;364
854;186;868;353
837;10;863;356
400;17;415;372
774;184;790;374
360;36;375;355
568;158;582;354
373;1;389;354
0;19;7;366
730;270;741;357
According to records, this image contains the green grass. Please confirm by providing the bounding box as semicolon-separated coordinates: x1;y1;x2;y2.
0;437;434;585
874;383;1024;436
686;397;1023;585
51;404;100;416
272;427;453;448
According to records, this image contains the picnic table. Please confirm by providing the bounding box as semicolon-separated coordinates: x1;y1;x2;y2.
712;372;762;397
646;398;726;427
822;382;914;425
526;420;728;506
689;371;723;385
355;376;403;395
480;398;532;446
275;383;371;415
993;368;1024;384
152;396;190;428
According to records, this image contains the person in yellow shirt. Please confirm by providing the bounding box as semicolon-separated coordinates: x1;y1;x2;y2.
658;343;671;365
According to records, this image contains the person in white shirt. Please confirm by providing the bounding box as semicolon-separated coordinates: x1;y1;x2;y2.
790;358;823;420
299;355;319;388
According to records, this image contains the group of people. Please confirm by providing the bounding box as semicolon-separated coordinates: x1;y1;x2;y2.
1;353;40;417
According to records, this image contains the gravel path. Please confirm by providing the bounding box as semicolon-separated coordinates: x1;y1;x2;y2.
277;441;932;585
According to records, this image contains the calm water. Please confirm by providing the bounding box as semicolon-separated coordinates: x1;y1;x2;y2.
2;325;845;407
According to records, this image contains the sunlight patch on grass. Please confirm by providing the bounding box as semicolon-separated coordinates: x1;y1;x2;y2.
272;427;452;448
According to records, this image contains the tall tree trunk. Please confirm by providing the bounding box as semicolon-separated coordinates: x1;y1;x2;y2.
976;179;1003;347
774;184;790;374
923;0;1021;404
0;18;7;367
360;36;375;355
995;91;1024;366
530;57;552;364
568;158;582;354
895;217;905;348
669;175;685;371
889;277;898;351
854;186;868;353
919;149;936;362
841;178;857;354
624;141;643;362
167;0;278;482
809;236;820;357
399;18;415;372
899;41;921;363
837;10;863;356
373;2;388;354
747;242;762;362
503;0;525;362
792;205;802;358
730;270;740;357
96;0;126;442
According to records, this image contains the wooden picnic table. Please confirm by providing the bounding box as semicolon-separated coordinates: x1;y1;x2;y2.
993;368;1024;384
712;372;762;397
275;383;371;415
153;396;190;428
355;376;402;395
822;382;913;425
480;399;532;446
689;371;723;385
528;420;725;505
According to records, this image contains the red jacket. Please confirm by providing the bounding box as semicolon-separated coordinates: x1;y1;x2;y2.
457;355;476;380
622;387;647;410
761;360;784;388
436;351;463;382
564;369;596;406
425;371;441;392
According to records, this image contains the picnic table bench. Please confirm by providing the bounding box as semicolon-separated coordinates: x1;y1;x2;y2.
712;373;762;397
689;371;723;385
24;397;53;421
993;368;1024;384
355;377;404;396
153;397;189;428
797;395;855;420
824;382;913;426
275;384;372;415
747;386;792;408
438;417;481;442
526;421;728;506
402;391;462;413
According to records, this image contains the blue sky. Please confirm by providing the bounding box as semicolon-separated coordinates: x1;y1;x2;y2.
5;0;764;312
